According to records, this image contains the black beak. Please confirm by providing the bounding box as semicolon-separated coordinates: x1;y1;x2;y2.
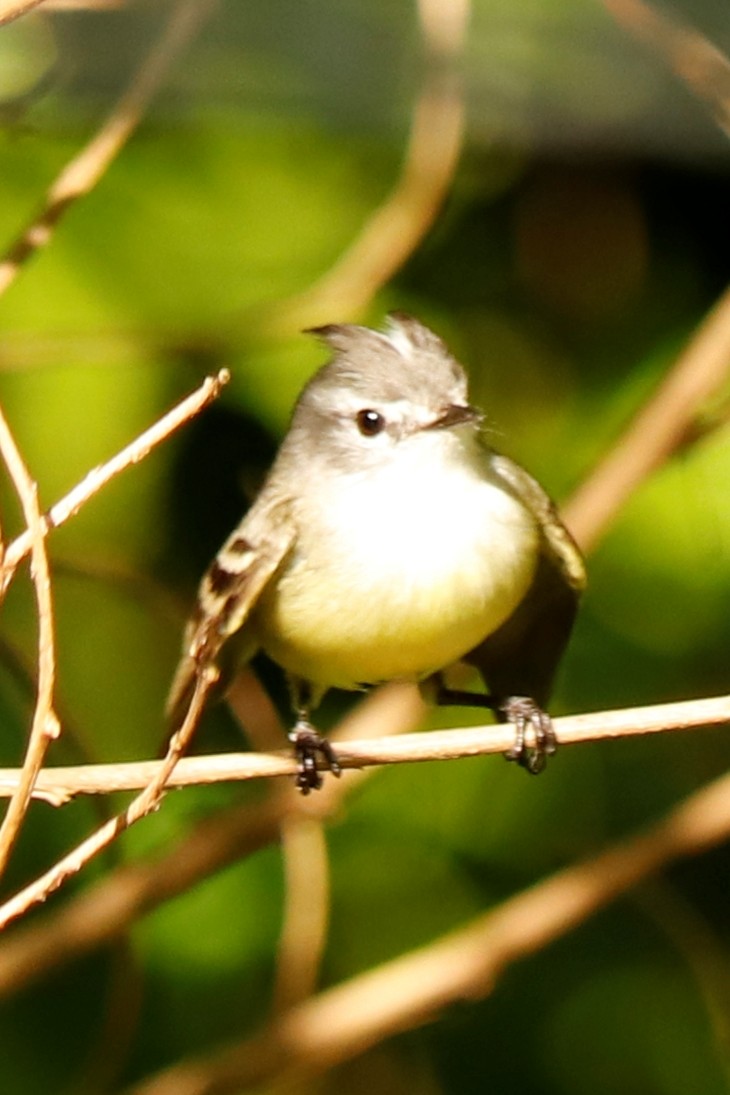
427;403;482;430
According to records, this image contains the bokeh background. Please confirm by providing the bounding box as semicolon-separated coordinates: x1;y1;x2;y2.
0;1;729;1092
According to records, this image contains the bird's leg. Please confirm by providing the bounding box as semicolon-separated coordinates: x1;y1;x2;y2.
434;681;556;775
287;678;341;795
435;686;497;710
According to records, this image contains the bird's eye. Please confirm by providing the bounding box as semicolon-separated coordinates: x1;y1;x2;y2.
356;409;385;436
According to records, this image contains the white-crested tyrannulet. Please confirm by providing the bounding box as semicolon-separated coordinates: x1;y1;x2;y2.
168;313;585;791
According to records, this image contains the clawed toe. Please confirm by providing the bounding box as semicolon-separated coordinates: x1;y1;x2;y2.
501;696;556;775
289;724;342;794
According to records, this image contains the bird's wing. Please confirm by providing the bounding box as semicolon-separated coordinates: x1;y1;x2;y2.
166;489;295;729
466;453;585;706
490;454;585;594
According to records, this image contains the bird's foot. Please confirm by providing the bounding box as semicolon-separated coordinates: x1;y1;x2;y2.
501;696;556;775
289;722;342;795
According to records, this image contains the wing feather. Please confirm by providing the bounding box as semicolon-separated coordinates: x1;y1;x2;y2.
166;488;295;729
466;453;585;706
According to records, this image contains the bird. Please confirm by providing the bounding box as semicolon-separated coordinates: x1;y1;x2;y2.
167;313;585;792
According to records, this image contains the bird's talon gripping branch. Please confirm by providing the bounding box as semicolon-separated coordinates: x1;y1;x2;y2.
501;696;556;775
289;724;342;794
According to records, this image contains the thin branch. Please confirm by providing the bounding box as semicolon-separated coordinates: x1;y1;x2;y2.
127;760;730;1095
0;663;217;931
566;1;730;551
602;0;730;137
273;817;331;1013
0;408;58;876
0;691;726;802
0;0;218;297
0;0;48;26
0;675;419;932
0;793;323;998
0;690;725;1010
0;683;426;996
230;672;334;1013
263;0;470;334
1;369;230;587
564;282;730;551
0;369;228;873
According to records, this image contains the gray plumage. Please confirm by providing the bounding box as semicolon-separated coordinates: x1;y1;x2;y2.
167;313;585;788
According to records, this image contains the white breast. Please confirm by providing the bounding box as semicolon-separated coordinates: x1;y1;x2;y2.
256;435;539;690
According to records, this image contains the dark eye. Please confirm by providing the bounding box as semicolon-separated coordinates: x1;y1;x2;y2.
356;409;385;436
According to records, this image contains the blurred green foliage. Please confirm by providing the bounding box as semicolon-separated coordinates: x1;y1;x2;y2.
0;2;728;1093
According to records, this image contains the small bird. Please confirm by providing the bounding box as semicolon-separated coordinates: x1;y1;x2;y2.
167;314;585;792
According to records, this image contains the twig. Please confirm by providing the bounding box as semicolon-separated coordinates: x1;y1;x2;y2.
0;690;726;1005
0;408;58;876
0;0;218;297
564;282;730;551
1;369;230;587
230;672;334;1013
0;366;229;927
0;683;425;995
0;662;217;931
264;0;470;334
0;0;48;27
0;691;726;802
273;817;331;1013
566;2;730;549
127;760;730;1095
565;0;730;552
602;0;730;137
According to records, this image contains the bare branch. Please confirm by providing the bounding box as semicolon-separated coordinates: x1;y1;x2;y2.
602;0;730;137
0;691;725;802
565;282;730;551
0;408;58;876
0;369;228;882
0;665;413;931
0;0;122;26
0;683;425;996
264;0;470;334
1;369;230;585
231;671;334;1013
273;817;331;1013
128;760;730;1095
0;0;48;26
0;662;217;931
564;1;730;551
0;0;218;297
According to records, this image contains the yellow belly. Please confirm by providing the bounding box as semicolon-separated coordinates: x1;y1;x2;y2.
257;575;531;689
253;463;539;691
